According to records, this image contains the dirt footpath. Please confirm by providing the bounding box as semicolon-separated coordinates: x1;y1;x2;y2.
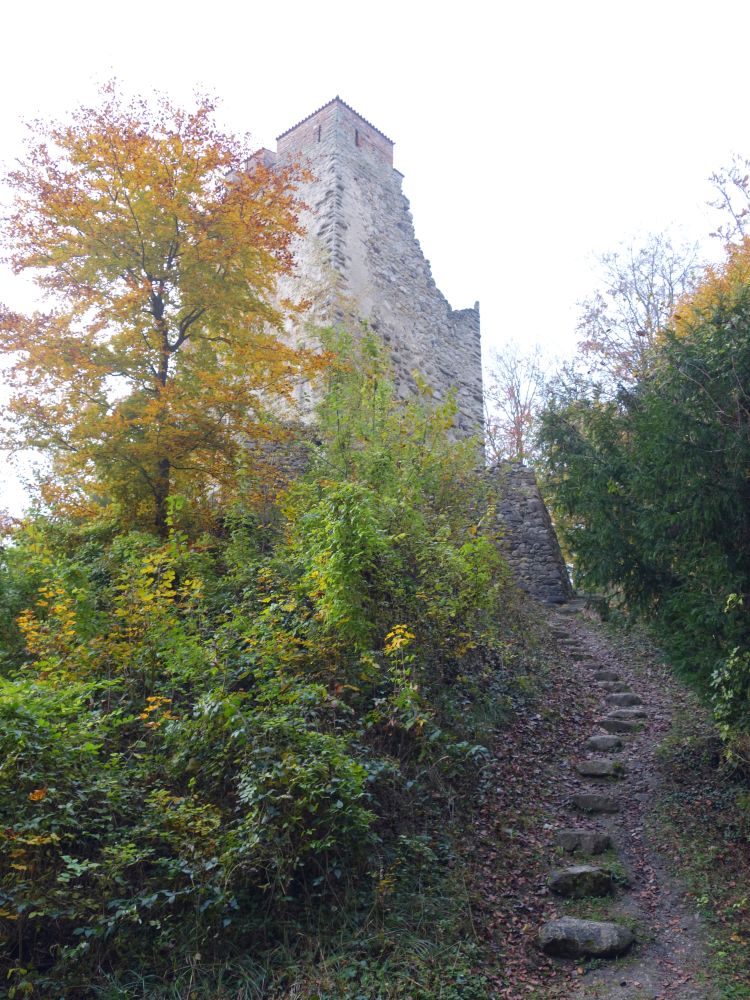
472;602;715;999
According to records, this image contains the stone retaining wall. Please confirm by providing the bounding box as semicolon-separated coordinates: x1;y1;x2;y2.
489;462;574;604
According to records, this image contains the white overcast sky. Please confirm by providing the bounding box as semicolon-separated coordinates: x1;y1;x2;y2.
0;0;747;511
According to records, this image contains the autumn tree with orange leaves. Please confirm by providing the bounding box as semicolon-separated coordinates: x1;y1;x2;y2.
0;86;323;534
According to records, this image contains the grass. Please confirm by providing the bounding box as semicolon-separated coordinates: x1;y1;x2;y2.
650;711;750;999
84;848;492;1000
558;892;638;928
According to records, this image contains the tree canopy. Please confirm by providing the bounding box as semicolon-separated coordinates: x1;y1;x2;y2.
0;85;323;534
575;233;701;388
539;234;750;759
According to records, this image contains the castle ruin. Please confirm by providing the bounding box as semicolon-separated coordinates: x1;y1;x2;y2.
251;97;483;437
254;98;572;604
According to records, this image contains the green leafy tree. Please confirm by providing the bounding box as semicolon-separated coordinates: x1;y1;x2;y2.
540;236;750;725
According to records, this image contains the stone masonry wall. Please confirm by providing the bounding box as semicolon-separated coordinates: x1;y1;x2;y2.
489;462;574;604
263;98;483;437
250;101;571;603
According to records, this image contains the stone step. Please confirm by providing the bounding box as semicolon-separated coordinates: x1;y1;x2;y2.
549;865;615;898
606;692;644;707
576;758;624;779
537;917;634;958
555;829;612;854
594;670;621;682
586;734;623;752
567;651;597;663
599;717;642;734
554;599;587;615
596;680;631;693
607;707;648;720
571;792;620;814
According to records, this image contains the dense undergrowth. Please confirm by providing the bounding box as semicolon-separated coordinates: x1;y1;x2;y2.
539;237;750;766
0;334;532;999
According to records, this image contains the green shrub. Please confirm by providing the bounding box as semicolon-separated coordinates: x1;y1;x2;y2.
0;328;514;993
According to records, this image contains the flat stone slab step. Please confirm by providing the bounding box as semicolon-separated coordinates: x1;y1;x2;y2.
607;707;648;720
555;829;612;854
594;670;621;682
538;917;635;958
597;680;631;693
606;692;644;707
571;792;620;813
554;598;587;613
549;864;615;898
586;734;623;752
576;758;625;778
567;651;597;663
599;717;642;734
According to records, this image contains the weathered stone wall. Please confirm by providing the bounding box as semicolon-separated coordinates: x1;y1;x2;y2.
488;462;574;604
262;98;483;437
251;101;572;603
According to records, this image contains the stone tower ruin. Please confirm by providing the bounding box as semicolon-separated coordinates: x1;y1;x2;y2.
250;97;483;437
252;98;572;604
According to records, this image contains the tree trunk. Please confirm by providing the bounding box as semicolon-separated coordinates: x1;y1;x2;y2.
154;316;171;538
154;456;171;538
